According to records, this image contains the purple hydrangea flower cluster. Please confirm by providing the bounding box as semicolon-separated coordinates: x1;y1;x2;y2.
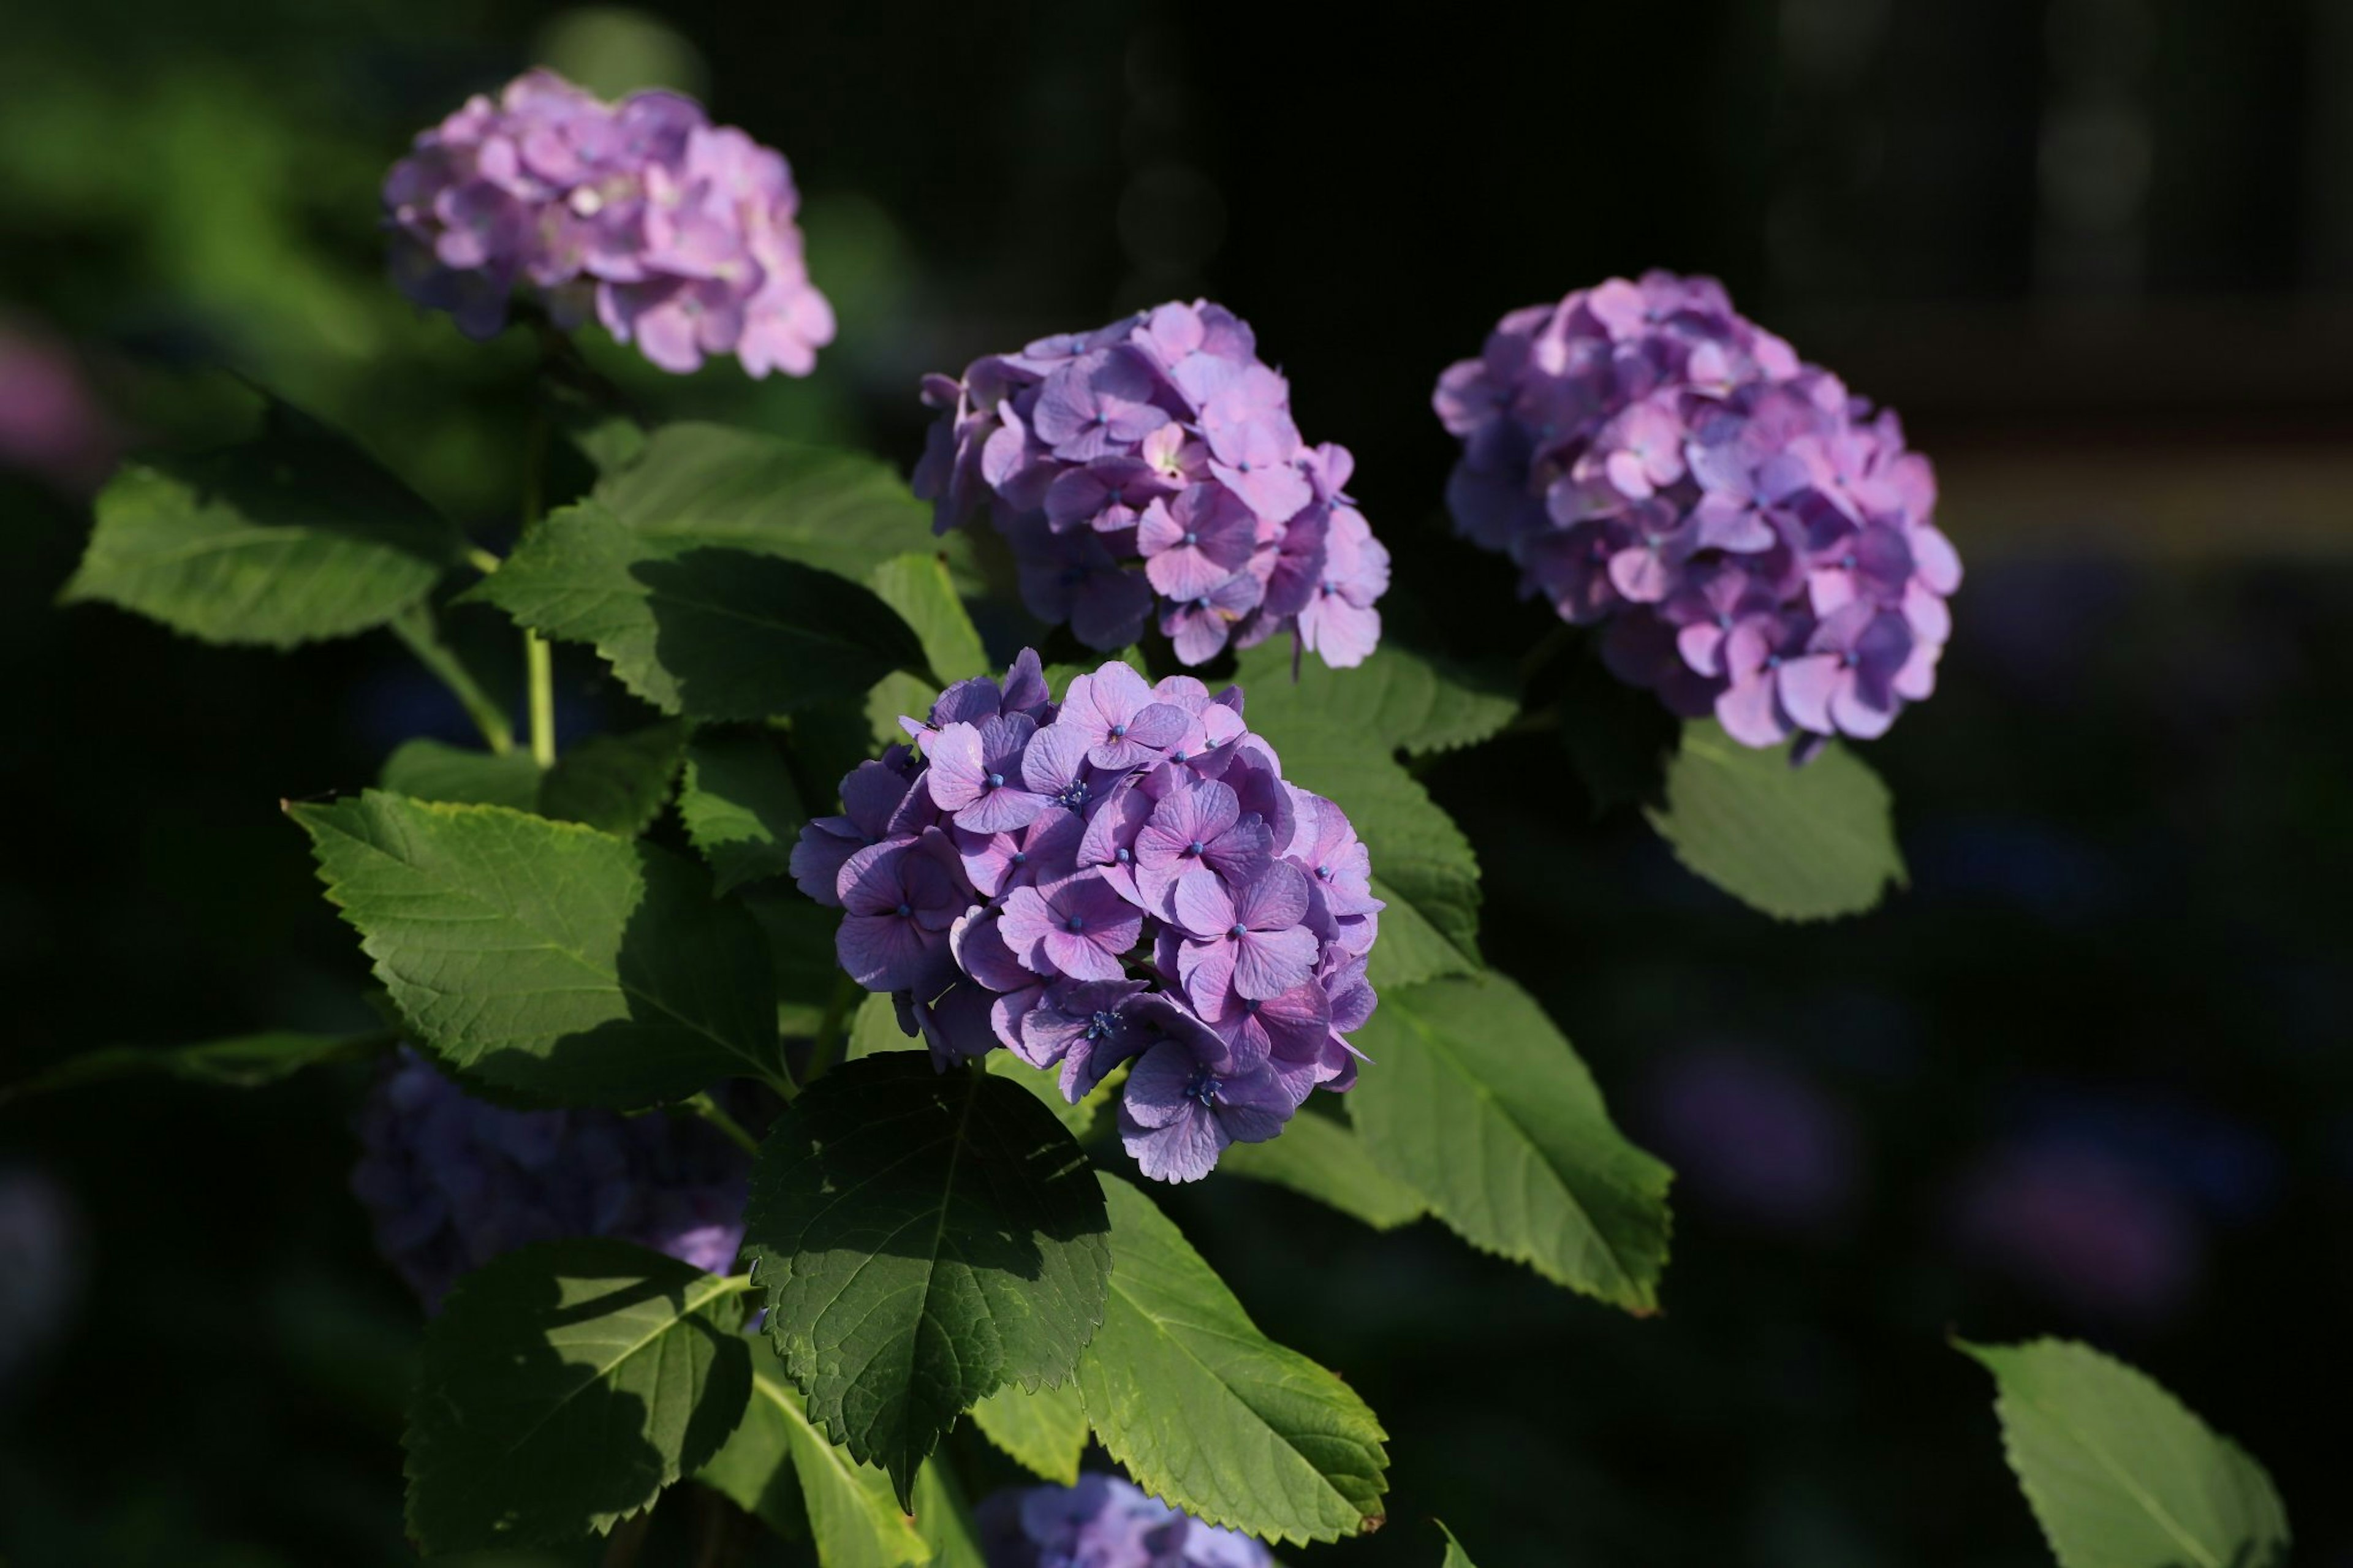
976;1473;1271;1568
912;302;1388;669
383;69;834;377
350;1049;751;1310
790;652;1379;1183
1435;271;1961;749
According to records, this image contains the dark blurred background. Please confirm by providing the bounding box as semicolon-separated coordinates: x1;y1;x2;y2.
4;1;2349;1564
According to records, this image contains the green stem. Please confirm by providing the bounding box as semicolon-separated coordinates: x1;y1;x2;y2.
465;545;504;576
680;1092;760;1157
389;607;515;756
526;632;557;768
520;409;557;768
803;973;859;1086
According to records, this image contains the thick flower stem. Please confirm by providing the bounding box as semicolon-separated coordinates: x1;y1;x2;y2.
526;632;557;768
520;409;557;768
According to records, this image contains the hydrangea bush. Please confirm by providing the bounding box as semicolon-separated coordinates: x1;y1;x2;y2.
23;63;2290;1568
1436;270;1960;752
794;652;1376;1181
385;69;834;375
915;303;1389;668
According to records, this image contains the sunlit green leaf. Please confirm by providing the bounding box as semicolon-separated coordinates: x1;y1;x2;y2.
63;400;464;647
292;792;781;1107
1645;719;1907;920
1078;1175;1387;1545
1960;1338;2290;1568
1349;971;1671;1311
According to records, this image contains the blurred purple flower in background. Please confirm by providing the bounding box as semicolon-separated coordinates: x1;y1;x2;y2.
383;69;833;377
0;320;117;496
1950;1140;2203;1325
1434;271;1957;751
350;1048;754;1311
1637;1045;1863;1235
975;1471;1270;1568
1944;1083;2278;1327
0;1167;85;1392
915;303;1387;668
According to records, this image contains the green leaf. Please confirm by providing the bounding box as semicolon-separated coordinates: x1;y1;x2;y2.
1349;971;1672;1311
866;552;991;748
1224;649;1484;989
1217;1109;1428;1231
970;1379;1089;1487
291;792;781;1107
700;1338;933;1565
1960;1338;2290;1568
1;1028;389;1104
539;722;688;838
403;1240;754;1552
844;989;912;1061
909;1453;986;1568
694;1357;807;1539
1645;719;1908;920
1437;1521;1482;1567
743;1052;1112;1507
679;730;809;896
740;888;853;1039
471;501;931;721
62;401;464;647
380;739;544;811
1078;1174;1389;1545
1235;642;1518;758
595;423;961;586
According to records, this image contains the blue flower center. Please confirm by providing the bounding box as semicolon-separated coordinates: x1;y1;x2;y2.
1083;1009;1120;1042
1316;864;1332;879
986;771;1005;789
1194;596;1211;609
1181;531;1197;546
1055;779;1091;811
1838;553;1856;570
1010;851;1027;866
1186;1069;1224;1107
1064;914;1087;933
1171;750;1189;763
1188;839;1206;857
1109;722;1127;738
1115;846;1132;863
895;903;912;918
1227;922;1248;939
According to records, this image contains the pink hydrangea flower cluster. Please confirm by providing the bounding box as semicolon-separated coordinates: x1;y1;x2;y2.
383;69;834;377
789;651;1380;1183
913;301;1388;670
1436;271;1961;749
